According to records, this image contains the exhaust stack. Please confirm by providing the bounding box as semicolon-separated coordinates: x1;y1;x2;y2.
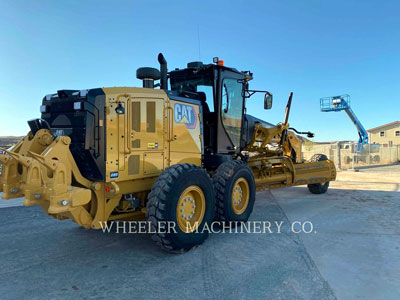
158;53;168;90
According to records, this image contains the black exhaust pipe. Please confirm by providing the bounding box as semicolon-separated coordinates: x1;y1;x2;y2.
158;53;167;90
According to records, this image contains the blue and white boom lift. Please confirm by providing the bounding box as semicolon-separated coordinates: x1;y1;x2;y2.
320;94;368;153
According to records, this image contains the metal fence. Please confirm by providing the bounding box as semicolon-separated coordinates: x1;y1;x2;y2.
302;143;400;170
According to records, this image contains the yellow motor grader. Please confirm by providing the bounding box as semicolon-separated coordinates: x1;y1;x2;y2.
0;54;336;252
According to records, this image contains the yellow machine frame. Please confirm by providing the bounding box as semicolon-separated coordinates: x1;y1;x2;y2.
0;88;335;229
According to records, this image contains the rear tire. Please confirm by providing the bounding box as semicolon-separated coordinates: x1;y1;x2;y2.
212;160;256;222
146;164;215;253
307;154;330;194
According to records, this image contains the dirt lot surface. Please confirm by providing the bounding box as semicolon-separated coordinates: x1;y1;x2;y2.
0;164;399;299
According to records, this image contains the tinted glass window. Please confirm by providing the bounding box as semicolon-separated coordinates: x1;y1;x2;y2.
221;78;243;147
197;85;214;112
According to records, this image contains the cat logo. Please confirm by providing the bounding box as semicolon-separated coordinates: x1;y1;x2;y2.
54;129;64;136
174;103;197;129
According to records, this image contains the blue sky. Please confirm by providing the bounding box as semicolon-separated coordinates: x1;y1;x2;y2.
0;0;399;141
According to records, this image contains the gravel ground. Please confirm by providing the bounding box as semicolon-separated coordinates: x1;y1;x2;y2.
0;164;399;299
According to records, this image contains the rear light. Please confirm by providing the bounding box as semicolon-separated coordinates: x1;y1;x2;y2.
60;200;70;206
213;57;224;66
74;102;82;110
79;90;88;97
72;90;88;98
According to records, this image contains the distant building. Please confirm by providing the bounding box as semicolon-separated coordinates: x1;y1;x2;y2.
367;121;400;146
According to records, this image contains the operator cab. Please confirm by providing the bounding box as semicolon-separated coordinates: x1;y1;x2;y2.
169;58;249;163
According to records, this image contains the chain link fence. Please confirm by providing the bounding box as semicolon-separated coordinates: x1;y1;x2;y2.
302;142;400;170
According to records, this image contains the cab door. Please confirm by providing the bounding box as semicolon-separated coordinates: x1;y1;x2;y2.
217;72;245;153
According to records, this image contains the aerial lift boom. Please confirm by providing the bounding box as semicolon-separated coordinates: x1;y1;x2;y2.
320;94;368;153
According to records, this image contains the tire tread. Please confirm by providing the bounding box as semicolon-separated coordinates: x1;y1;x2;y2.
146;164;211;252
307;154;330;194
212;160;254;221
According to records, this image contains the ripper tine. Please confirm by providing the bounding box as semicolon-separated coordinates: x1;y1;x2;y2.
4;150;21;161
3;149;16;158
3;150;31;167
28;151;45;162
28;151;56;171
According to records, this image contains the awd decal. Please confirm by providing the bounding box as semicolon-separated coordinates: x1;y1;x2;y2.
110;172;119;179
174;103;197;129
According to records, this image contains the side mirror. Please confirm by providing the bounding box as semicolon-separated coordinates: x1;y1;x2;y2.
264;92;273;110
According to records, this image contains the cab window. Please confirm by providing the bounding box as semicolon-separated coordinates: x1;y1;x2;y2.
197;85;214;112
221;78;243;147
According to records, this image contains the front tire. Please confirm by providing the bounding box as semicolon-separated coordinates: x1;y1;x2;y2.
146;164;215;252
212;160;256;222
307;154;330;194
